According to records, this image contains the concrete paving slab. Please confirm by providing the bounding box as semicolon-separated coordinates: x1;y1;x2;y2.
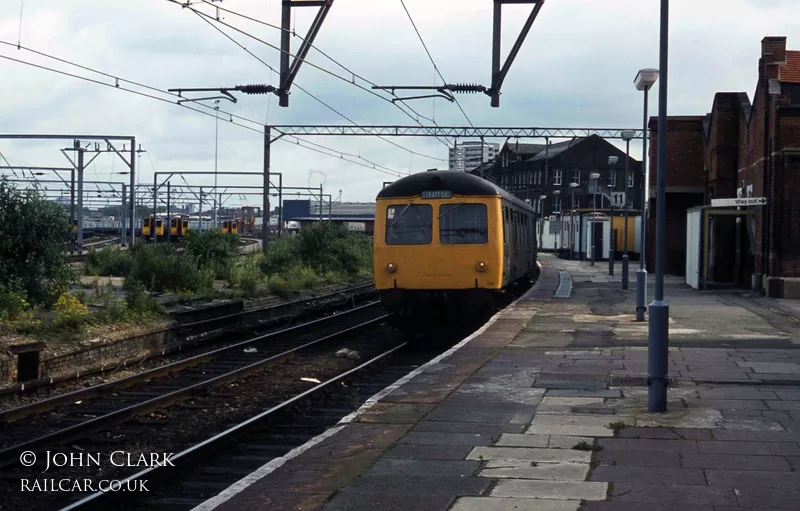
704;468;800;488
540;397;605;406
546;389;622;398
451;497;581;511
697;440;800;455
479;463;589;481
608;482;738;506
466;446;591;463
494;433;550;448
383;444;474;461
738;361;800;374
526;424;615;437
547;435;594;449
367;458;479;477
594;449;681;467
412;421;525;435
491;480;608;501
425;400;534;424
400;431;497;446
735;486;800;509
532;414;633;428
355;402;436;424
590;465;707;486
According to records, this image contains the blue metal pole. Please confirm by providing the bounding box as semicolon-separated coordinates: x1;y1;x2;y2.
648;0;670;413
622;139;630;289
636;88;649;321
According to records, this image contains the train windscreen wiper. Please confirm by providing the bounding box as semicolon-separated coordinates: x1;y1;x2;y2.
439;202;464;220
390;203;412;228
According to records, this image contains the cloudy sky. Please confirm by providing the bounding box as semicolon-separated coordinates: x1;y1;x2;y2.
1;0;799;205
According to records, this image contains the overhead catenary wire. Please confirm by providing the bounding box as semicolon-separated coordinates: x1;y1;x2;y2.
398;0;474;127
194;13;445;163
0;43;404;177
170;0;453;149
192;0;447;130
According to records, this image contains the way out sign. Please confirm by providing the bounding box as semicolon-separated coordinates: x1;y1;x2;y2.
710;197;768;207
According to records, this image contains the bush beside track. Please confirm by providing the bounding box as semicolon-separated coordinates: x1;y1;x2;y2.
2;222;374;348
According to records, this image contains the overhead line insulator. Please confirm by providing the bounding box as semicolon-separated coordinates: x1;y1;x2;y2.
445;83;488;94
235;84;278;95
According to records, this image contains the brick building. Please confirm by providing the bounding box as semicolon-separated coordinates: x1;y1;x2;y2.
650;36;800;297
480;135;643;217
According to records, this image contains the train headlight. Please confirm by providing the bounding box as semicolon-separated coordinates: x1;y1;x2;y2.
386;262;397;273
476;261;487;272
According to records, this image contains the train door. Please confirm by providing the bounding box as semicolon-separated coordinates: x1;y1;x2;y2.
502;205;510;284
592;220;603;261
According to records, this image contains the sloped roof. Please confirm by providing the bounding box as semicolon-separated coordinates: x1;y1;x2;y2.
780;51;800;83
527;137;586;162
505;142;546;155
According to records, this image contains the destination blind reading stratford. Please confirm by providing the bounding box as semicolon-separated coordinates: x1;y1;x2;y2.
420;190;453;199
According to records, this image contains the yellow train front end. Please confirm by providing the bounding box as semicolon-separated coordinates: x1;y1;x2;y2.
373;171;517;328
374;197;503;291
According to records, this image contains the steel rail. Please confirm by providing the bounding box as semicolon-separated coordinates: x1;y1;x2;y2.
0;281;375;398
0;305;387;467
60;342;406;511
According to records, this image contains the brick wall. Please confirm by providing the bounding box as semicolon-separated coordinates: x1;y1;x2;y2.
649;116;707;189
706;94;741;201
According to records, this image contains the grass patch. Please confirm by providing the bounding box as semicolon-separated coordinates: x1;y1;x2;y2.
608;421;628;435
572;441;603;452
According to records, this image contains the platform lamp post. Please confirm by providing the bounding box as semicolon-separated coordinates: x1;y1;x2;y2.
634;68;659;321
552;189;561;256
569;182;579;260
589;173;600;265
607;156;618;276
648;0;670;413
539;194;547;252
621;130;636;290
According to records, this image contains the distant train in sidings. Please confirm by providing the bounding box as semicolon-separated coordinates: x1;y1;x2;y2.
373;171;539;328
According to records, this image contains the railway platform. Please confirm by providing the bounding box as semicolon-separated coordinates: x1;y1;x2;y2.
197;255;800;511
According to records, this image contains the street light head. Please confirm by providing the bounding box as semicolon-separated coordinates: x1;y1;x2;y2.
608;156;619;166
569;182;579;188
589;172;600;180
635;68;659;91
621;130;636;142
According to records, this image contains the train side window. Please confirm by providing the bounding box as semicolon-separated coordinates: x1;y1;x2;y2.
386;204;433;245
440;203;488;245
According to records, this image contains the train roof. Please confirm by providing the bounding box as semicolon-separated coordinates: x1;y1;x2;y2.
377;171;533;212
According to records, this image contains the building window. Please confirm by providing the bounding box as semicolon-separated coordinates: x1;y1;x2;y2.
628;173;634;188
502;152;509;168
608;171;617;189
572;170;580;184
553;196;561;214
527;171;532;185
553;169;562;186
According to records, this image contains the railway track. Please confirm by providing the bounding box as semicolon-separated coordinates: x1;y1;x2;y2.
62;343;434;511
1;282;375;398
0;302;387;463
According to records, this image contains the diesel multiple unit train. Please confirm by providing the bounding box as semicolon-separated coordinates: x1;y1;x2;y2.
373;171;539;326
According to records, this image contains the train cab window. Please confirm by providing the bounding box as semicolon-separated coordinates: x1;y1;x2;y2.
386;204;432;245
439;203;488;245
143;217;150;227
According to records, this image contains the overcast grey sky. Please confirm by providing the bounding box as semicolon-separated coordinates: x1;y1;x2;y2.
1;0;799;204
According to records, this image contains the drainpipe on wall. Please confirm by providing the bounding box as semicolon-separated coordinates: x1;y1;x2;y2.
761;79;770;294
